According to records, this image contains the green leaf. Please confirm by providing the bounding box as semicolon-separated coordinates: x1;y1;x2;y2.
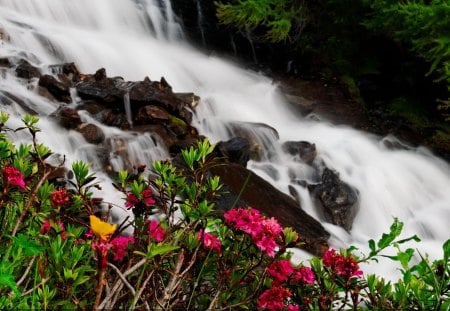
147;244;180;259
10;234;45;256
443;238;450;260
0;273;19;294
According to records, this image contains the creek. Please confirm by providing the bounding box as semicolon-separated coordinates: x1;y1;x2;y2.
0;0;449;279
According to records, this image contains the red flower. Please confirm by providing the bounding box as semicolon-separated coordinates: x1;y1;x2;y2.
292;266;315;284
225;207;282;257
125;192;139;208
198;230;221;253
40;220;65;236
2;165;25;189
110;236;134;261
267;259;294;284
257;286;292;311
142;188;156;206
40;220;51;234
322;249;363;279
50;188;69;208
91;241;111;269
148;220;165;242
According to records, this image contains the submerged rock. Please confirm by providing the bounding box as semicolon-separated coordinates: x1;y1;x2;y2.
15;59;41;79
282;141;317;165
312;168;359;231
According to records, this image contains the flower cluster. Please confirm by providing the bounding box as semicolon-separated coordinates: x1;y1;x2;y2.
125;187;156;208
89;215;134;267
224;207;282;257
322;249;363;280
50;188;70;208
2;165;25;190
257;286;297;311
148;220;166;242
259;259;315;310
197;229;222;253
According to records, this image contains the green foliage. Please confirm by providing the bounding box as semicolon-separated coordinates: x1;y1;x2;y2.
216;0;308;42
364;0;450;101
0;113;448;309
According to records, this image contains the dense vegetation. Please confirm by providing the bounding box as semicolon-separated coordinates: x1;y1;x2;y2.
215;0;450;144
0;114;449;309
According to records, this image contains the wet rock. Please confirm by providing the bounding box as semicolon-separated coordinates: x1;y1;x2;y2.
51;106;81;129
99;109;130;129
38;74;72;103
228;121;279;161
78;123;105;144
282;141;317;164
215;137;251;166
211;163;330;256
48;62;81;82
128;77;187;116
132;124;178;150
174;92;201;108
77;101;105;115
312;168;359;231
135;105;171;124
0;58;11;68
76;68;126;106
15;59;41;79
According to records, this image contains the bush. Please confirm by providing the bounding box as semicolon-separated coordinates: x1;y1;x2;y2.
0;113;449;310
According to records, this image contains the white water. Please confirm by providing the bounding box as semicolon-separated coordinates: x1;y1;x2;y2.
1;0;449;279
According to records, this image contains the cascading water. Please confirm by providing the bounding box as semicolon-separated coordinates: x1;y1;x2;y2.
0;0;449;279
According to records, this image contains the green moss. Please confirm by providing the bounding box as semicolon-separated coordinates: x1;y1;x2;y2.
340;74;362;103
388;97;431;129
170;115;187;127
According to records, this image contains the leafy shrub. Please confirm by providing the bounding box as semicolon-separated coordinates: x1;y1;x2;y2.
0;113;448;310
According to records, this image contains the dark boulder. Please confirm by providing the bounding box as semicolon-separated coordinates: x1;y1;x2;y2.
51;107;82;129
15;59;41;79
282;141;317;165
227;121;279;161
210;163;330;256
128;77;188;117
312;168;359;231
75;68;126;106
215;137;251;166
78;123;105;144
99;109;131;129
0;58;11;68
135;105;171;124
38;74;72;103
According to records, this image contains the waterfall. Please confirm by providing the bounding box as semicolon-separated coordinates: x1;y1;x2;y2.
0;0;449;279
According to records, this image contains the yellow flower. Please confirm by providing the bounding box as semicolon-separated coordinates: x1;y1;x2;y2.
89;215;117;241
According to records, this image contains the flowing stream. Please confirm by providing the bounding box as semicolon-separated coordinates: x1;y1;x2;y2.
1;0;449;279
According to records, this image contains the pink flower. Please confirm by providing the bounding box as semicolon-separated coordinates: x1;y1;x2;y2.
40;220;51;234
91;241;111;269
2;165;25;189
142;188;156;206
266;259;294;283
148;220;165;242
198;230;221;253
292;266;315;284
110;236;134;261
50;188;69;208
91;241;111;257
40;220;65;236
261;217;282;237
322;248;337;267
225;207;283;257
125;192;139;208
257;286;292;311
322;249;363;279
